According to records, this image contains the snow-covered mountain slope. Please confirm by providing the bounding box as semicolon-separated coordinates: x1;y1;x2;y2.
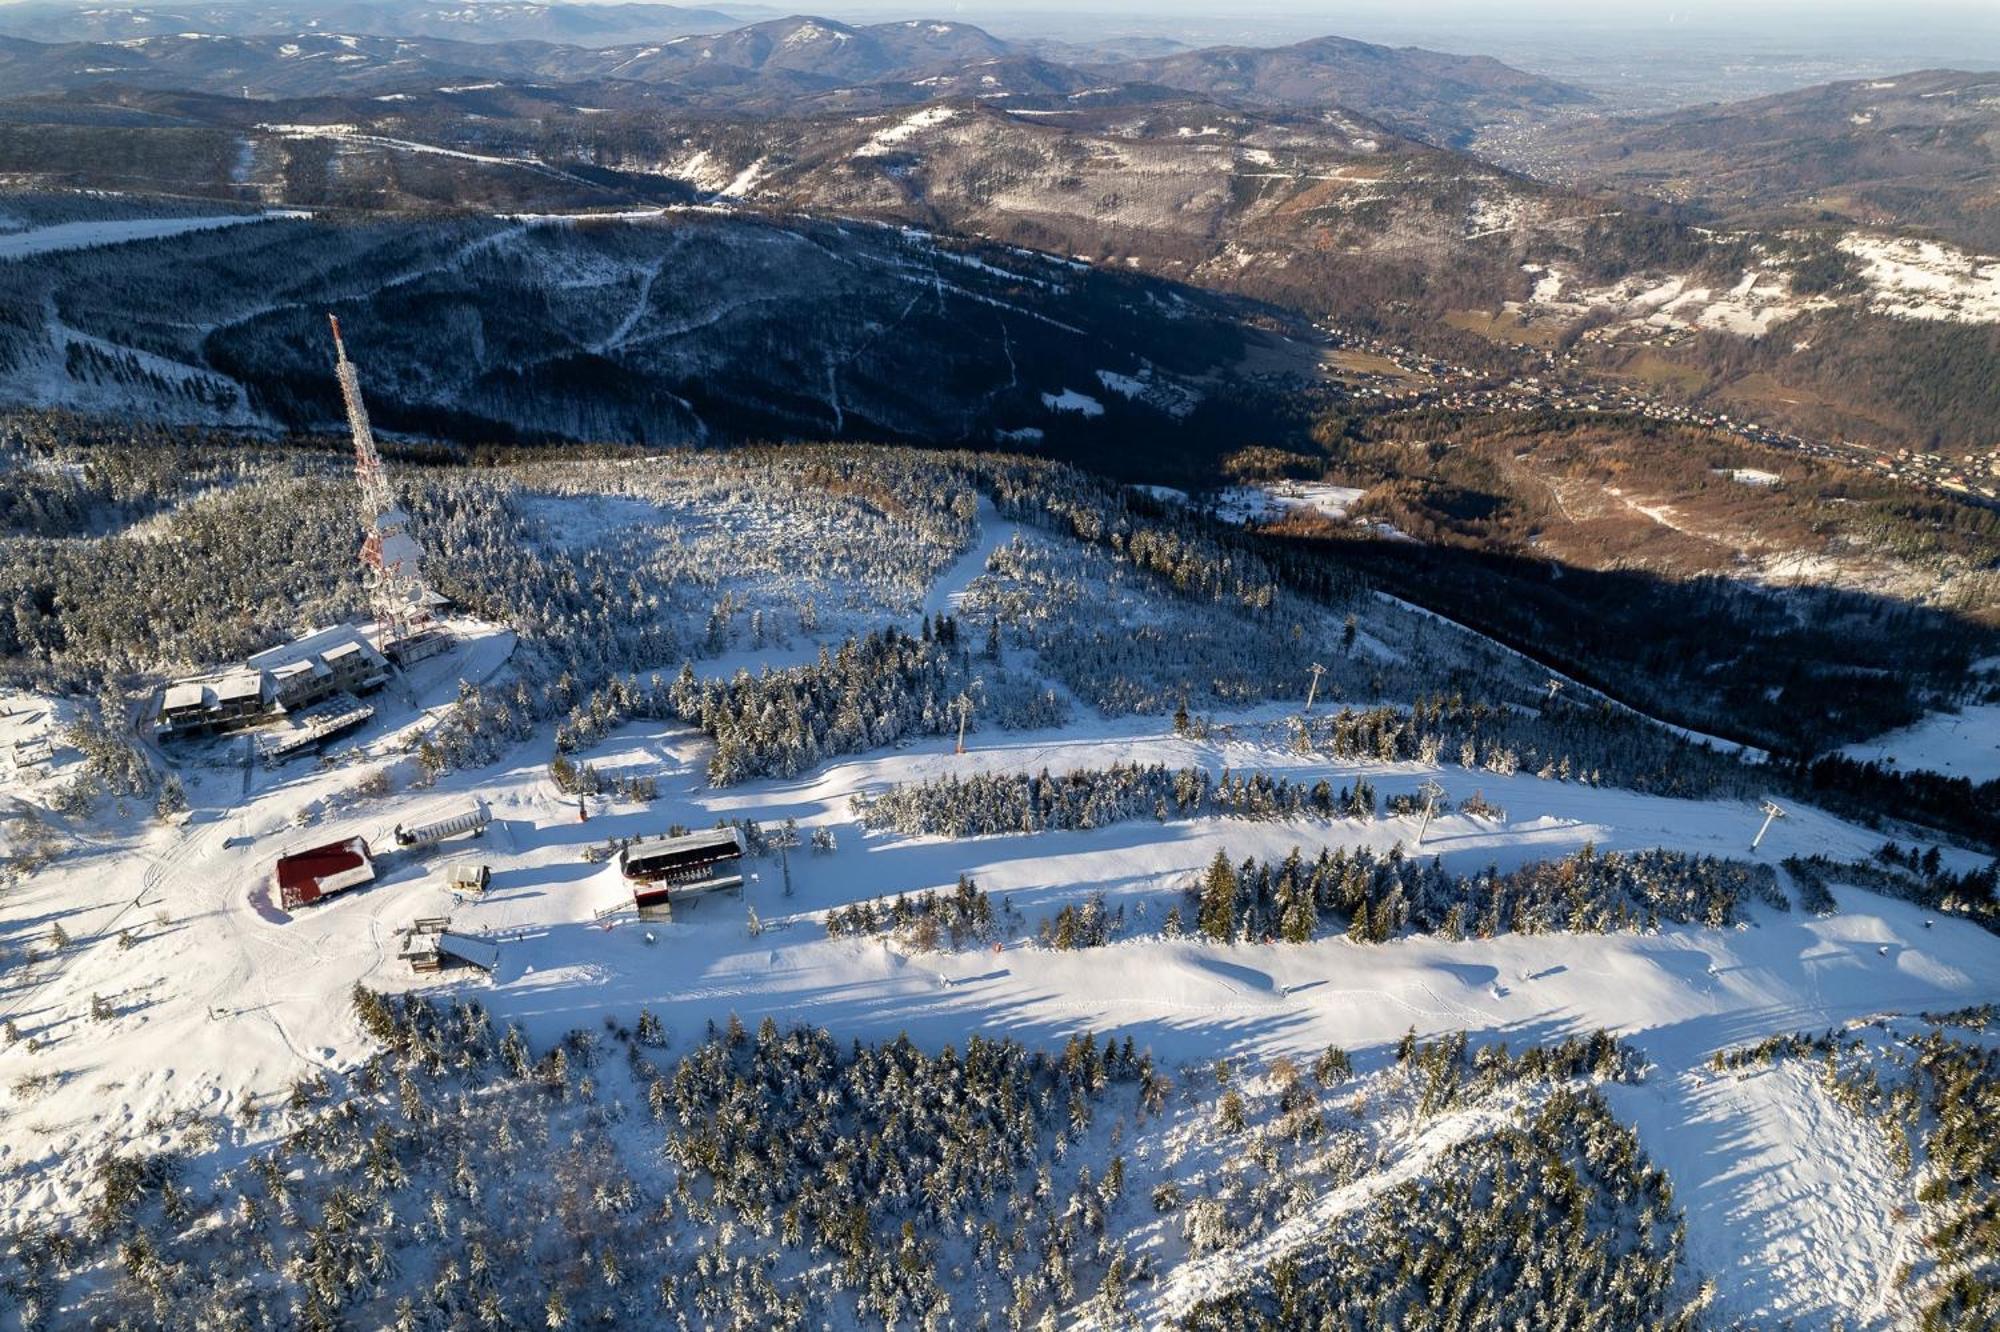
1;472;1991;1328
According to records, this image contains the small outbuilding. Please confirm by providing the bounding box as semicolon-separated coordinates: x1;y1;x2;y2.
444;861;491;895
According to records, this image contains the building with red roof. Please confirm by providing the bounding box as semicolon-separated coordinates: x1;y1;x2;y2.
275;837;375;911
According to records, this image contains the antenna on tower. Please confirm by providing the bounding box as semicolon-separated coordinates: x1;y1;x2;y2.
1750;799;1787;853
329;315;446;666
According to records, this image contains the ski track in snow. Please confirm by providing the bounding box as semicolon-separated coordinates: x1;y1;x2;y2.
922;495;1018;620
1142;1103;1515;1323
592;259;662;355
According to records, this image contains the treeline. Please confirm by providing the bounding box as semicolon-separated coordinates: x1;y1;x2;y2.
1181;843;1783;945
854;692;1755;841
1306;695;1752;799
824;874;1000;951
1787;750;2000;853
826;843;1784;955
855;762;1381;838
1782;843;1999;935
667;618;972;786
824;878;1125;953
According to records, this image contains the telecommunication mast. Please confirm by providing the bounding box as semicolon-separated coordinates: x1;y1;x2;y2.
329;315;446;664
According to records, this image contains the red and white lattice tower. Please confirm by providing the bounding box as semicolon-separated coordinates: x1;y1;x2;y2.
329;315;436;656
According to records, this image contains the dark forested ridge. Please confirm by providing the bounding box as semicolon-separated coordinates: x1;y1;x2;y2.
0;205;1267;467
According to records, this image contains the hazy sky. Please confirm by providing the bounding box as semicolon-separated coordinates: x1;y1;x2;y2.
831;0;1999;40
829;0;2000;103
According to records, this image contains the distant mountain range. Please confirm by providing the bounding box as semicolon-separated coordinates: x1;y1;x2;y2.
0;12;1594;147
0;1;760;46
1095;35;1595;147
0;4;1995;457
1520;68;2000;252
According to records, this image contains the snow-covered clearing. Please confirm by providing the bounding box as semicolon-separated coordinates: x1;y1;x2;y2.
854;105;958;158
0;212;305;260
717;156;767;199
1840;702;2000;783
1213;482;1368;525
1095;365;1201;418
257;124;585;181
1464;195;1524;240
1040;387;1104;416
1841;233;2000;324
1515;264;1815;338
1610;1000;1927;1330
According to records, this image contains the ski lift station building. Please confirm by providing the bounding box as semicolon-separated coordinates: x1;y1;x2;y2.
619;827;745;920
394;800;490;849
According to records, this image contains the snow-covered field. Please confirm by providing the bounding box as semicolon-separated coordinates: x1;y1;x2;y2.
1840;702;2000;783
854;105;960;158
1513;232;2000;340
1841;234;2000;324
1513;263;1820;338
1212;482;1369;525
0;211;307;259
1;490;1991;1326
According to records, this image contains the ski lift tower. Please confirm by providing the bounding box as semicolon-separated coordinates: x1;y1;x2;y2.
1304;662;1327;714
1750;799;1787;853
329;316;447;666
954;685;980;755
1413;776;1447;847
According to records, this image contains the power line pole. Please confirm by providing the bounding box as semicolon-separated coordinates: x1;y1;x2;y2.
1304;662;1327;714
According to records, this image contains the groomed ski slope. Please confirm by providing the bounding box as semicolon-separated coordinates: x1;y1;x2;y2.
0;211;307;259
